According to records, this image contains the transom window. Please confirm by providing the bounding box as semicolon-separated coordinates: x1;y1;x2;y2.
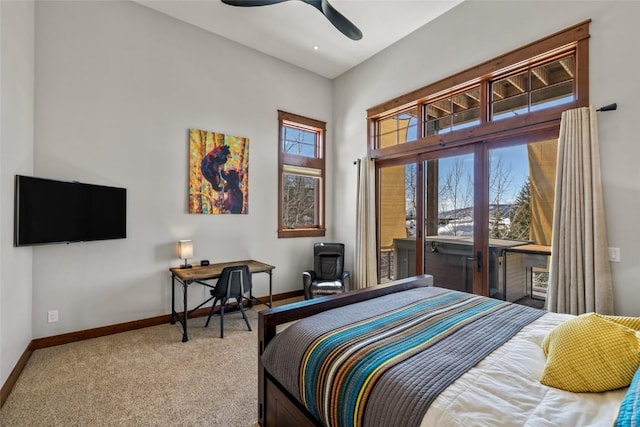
424;86;481;136
491;54;575;120
368;21;588;154
377;107;418;147
278;110;326;238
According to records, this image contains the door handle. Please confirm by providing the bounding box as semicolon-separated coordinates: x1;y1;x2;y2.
476;251;482;272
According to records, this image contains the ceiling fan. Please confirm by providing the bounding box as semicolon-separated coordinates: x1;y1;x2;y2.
220;0;363;41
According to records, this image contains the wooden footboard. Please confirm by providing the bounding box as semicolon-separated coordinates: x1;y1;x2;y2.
257;274;434;426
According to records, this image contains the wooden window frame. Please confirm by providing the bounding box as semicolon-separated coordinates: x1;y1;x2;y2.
368;21;590;292
367;20;590;161
277;110;327;238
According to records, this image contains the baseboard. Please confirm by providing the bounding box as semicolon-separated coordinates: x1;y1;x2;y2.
30;290;302;349
0;344;33;408
0;289;303;408
30;313;177;349
262;289;302;303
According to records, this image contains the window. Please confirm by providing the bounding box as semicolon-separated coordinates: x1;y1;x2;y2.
424;86;481;136
377;107;418;147
368;21;590;154
368;21;589;299
278;110;326;238
491;55;575;121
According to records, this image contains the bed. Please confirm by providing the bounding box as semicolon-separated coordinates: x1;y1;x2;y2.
257;275;630;427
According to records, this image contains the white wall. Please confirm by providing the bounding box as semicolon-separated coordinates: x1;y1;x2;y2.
333;1;640;316
32;0;333;338
1;0;35;386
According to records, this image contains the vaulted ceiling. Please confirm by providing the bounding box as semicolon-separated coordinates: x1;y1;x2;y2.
135;0;464;79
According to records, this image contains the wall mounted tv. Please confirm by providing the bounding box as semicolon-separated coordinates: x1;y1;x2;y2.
14;175;127;246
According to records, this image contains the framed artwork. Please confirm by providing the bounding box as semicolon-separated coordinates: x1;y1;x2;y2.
189;128;249;214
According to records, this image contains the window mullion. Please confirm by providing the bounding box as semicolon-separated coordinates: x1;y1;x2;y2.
480;79;489;124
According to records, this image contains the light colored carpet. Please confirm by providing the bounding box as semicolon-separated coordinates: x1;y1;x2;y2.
0;304;286;427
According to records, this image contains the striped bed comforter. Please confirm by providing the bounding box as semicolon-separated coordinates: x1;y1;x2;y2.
262;287;545;427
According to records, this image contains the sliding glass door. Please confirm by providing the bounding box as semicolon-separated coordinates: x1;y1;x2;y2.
378;162;417;281
487;139;556;302
422;152;476;292
377;136;557;302
378;150;478;292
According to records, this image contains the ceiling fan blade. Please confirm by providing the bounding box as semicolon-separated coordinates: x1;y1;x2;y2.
303;0;362;40
222;0;363;41
221;0;291;6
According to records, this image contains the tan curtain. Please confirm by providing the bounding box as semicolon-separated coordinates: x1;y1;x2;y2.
355;157;377;289
547;106;613;315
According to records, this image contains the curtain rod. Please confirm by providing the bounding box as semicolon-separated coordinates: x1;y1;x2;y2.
597;103;617;112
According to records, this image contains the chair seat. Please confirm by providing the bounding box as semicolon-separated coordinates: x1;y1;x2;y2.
313;280;344;290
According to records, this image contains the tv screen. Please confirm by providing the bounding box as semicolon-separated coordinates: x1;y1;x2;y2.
14;175;127;246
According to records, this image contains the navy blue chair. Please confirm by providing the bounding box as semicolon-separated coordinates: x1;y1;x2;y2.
205;265;252;338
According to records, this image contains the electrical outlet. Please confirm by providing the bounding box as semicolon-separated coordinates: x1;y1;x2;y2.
47;310;58;323
608;247;621;263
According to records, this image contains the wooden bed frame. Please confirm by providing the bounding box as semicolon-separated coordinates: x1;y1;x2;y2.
257;275;434;427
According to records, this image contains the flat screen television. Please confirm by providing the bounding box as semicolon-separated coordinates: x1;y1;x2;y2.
14;175;127;246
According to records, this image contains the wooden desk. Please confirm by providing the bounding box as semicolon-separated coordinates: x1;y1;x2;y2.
170;259;275;342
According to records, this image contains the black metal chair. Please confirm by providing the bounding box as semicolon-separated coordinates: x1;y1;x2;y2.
303;242;350;299
205;265;252;338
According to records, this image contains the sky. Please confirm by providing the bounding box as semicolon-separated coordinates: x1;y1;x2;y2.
400;94;570;210
404;141;530;212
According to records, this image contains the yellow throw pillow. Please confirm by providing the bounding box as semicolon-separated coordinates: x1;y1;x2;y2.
541;313;640;392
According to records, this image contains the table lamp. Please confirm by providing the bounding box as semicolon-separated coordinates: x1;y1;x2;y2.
177;240;193;269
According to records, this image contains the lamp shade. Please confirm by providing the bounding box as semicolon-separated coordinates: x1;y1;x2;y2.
177;240;193;260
